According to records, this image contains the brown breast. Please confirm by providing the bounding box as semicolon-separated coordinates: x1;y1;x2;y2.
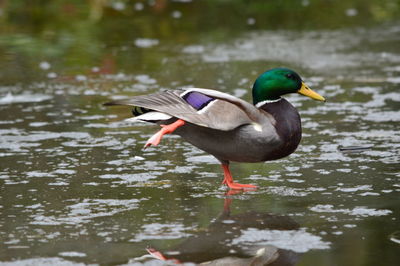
259;98;302;160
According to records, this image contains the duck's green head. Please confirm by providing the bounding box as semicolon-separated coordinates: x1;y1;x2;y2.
252;68;325;105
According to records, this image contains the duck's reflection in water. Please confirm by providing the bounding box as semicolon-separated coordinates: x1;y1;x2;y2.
147;194;300;265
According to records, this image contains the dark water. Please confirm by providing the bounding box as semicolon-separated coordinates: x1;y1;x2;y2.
0;1;399;265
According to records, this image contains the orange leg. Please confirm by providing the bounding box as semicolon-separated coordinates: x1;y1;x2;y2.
144;119;185;149
221;164;257;190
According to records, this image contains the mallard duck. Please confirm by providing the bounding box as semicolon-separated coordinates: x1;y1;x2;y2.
105;68;325;190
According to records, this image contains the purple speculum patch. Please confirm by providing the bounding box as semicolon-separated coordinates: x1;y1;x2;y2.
182;91;215;110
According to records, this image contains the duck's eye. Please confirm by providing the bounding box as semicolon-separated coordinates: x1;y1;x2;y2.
285;73;295;80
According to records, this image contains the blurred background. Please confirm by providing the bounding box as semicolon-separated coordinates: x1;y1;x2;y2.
1;0;400;85
0;1;399;265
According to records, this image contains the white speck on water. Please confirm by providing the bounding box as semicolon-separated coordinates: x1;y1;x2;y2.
186;154;215;164
0;92;52;105
112;1;125;11
168;165;196;174
182;45;205;54
47;72;57;79
131;223;192;242
0;257;86;265
39;61;51;70
247;17;256;25
31;199;139;225
78;115;107;120
134;38;159;48
0;130;91;152
171;10;182;19
26;171;56;178
389;231;400;244
309;204;392;217
62;136;120;147
387;77;400;83
336;168;352;173
285;166;300;172
59;251;87;257
363;111;400;122
53;169;76;175
107;156;145;166
83;89;97;95
268;186;309;197
82;182;100;186
75;75;87;82
307;187;327;192
344;224;357;228
222;219;236;224
99;173;159;183
232;228;330;253
314;169;332;175
134;2;144;10
202;53;230;63
4;239;20;245
287;179;305;183
91;66;100;72
48;181;69;186
26;203;42;209
336;185;372;192
345;8;358;16
233;88;247;98
135;74;157;84
359;192;380;196
29;122;49;127
364;92;400;108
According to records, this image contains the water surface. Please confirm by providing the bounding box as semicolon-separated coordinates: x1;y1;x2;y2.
0;1;399;265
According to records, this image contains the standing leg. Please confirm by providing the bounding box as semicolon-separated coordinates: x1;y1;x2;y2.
144;119;185;149
221;162;257;190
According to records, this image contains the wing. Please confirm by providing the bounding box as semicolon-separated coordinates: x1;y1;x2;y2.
104;88;265;131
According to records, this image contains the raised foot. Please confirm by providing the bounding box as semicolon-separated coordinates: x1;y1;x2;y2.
144;130;164;148
143;119;185;149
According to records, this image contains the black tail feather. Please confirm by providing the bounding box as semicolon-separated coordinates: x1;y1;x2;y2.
104;100;152;117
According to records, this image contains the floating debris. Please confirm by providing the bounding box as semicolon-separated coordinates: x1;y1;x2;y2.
389;231;400;244
338;145;373;153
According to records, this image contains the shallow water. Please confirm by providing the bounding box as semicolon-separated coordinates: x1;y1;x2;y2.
0;1;399;265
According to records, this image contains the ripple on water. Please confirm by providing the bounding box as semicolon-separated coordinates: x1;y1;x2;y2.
62;136;120;148
31;199;139;225
196;27;400;72
26;171;56;178
267;186;310;197
58;252;87;258
130;223;193;242
0;258;85;265
232;228;330;253
0;130;90;153
107;156;145;166
335;185;372;193
309;204;392;217
98;173;160;184
0;92;52;104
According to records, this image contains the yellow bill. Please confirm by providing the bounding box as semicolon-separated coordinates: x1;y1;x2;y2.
298;82;326;102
